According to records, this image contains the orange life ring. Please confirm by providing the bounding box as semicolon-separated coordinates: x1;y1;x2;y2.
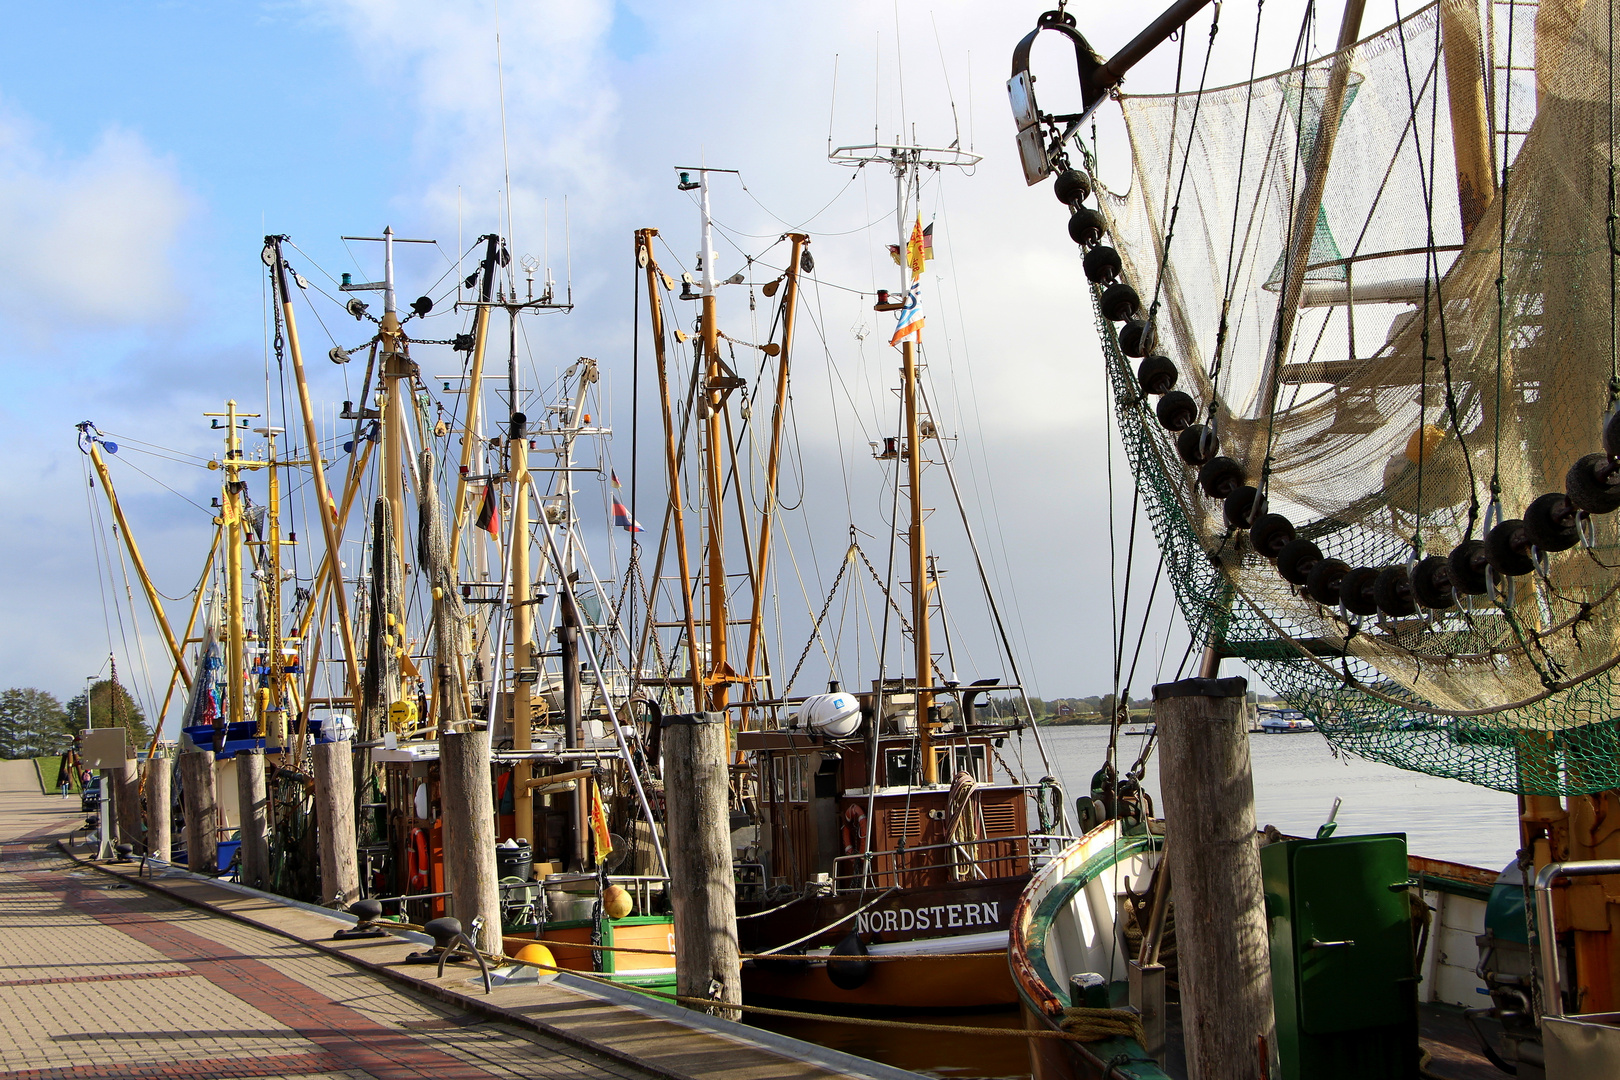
840;803;868;856
407;827;430;892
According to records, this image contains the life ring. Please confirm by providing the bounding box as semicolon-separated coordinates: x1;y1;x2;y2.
407;828;430;892
840;803;868;856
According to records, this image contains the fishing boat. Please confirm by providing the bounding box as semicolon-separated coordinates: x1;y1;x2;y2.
1002;0;1620;1073
77;219;680;993
625;158;1073;1011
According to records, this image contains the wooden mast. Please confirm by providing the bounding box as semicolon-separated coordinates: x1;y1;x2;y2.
268;236;362;699
903;336;936;783
380;226;410;580
447;234;502;563
509;305;537;850
84;437;192;693
1254;0;1369;406
742;234;808;703
698;170;728;714
636;229;703;708
204;398;261;739
1439;0;1496;238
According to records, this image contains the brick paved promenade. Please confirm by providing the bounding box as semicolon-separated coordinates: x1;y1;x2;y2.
0;760;664;1080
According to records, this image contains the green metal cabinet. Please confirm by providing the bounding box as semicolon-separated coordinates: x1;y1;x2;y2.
1261;834;1419;1080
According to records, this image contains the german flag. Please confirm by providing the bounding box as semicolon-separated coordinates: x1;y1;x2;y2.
475;484;500;539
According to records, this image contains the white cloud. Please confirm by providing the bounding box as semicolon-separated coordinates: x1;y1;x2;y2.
0;103;191;340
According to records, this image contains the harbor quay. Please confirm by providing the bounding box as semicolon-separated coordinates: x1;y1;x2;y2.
0;761;892;1080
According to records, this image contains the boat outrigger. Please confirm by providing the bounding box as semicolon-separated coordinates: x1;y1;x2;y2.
1003;0;1620;1074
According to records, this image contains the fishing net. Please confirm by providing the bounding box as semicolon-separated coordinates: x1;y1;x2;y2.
1088;0;1620;794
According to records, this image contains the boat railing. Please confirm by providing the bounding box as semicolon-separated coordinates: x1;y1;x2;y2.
832;832;1078;892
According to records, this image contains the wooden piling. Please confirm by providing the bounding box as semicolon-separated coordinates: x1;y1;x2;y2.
440;731;501;953
179;749;217;873
420;447;500;953
115;757;141;851
1153;676;1275;1080
313;739;360;907
663;710;741;1017
236;749;270;888
145;756;171;863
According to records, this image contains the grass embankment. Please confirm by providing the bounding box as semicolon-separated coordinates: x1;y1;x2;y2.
31;756;83;795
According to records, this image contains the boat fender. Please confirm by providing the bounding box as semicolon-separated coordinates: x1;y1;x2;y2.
826;931;870;990
840;803;868;856
407;827;430;892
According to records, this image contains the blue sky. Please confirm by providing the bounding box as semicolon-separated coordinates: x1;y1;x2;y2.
4;1;1388;725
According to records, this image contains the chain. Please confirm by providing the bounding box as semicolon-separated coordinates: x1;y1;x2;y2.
785;545;854;694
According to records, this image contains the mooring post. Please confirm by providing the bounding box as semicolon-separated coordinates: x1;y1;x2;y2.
236;749;270;888
145;755;172;863
179;749;218;873
662;709;741;1017
440;730;501;953
313;739;360;907
115;757;141;851
1153;675;1276;1080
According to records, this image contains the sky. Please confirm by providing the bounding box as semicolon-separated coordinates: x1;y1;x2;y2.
0;0;1418;726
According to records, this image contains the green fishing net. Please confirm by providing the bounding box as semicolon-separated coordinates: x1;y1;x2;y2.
1089;0;1620;795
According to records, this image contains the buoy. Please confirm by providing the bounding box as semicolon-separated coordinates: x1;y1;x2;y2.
602;884;634;920
513;942;560;983
1405;423;1445;464
826;931;871;990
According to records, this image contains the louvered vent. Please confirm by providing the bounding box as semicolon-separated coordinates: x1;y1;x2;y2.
887;808;922;841
981;803;1018;835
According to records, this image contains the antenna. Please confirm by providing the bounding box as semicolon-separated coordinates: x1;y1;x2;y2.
564;195;573;307
495;0;516;260
930;13;963;151
828;54;840;159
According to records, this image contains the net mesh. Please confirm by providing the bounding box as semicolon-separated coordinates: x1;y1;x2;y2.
1092;0;1620;794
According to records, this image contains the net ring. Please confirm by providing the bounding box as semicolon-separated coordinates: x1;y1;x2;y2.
1579;511;1598;550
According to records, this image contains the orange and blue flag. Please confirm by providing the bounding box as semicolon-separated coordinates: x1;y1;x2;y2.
889;215;927;347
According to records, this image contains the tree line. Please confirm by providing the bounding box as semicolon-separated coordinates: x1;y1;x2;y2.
0;680;151;759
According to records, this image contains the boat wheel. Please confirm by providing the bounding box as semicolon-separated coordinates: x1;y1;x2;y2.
1306;557;1350;605
1410;555;1457;610
1339;567;1382;617
1276;538;1323;585
1083;245;1123;284
1156;391;1197;432
1484;519;1536;576
1176;424;1218;465
1566;453;1620;513
1068;207;1106;247
1054;168;1093;206
1524;492;1580;552
1118;318;1155;357
1372;566;1419;617
1448;539;1490;595
1198;456;1247;499
1137;355;1177;395
1249;513;1296;558
1100;282;1141;322
1224;485;1263;529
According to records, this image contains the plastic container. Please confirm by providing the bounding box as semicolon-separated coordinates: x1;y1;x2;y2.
496;841;533;882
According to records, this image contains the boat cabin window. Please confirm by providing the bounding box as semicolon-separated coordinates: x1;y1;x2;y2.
771;755;785;803
936;744;987;782
884;748;921;787
787;754;808;802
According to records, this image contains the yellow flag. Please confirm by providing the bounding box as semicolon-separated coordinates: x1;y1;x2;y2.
589;779;614;864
